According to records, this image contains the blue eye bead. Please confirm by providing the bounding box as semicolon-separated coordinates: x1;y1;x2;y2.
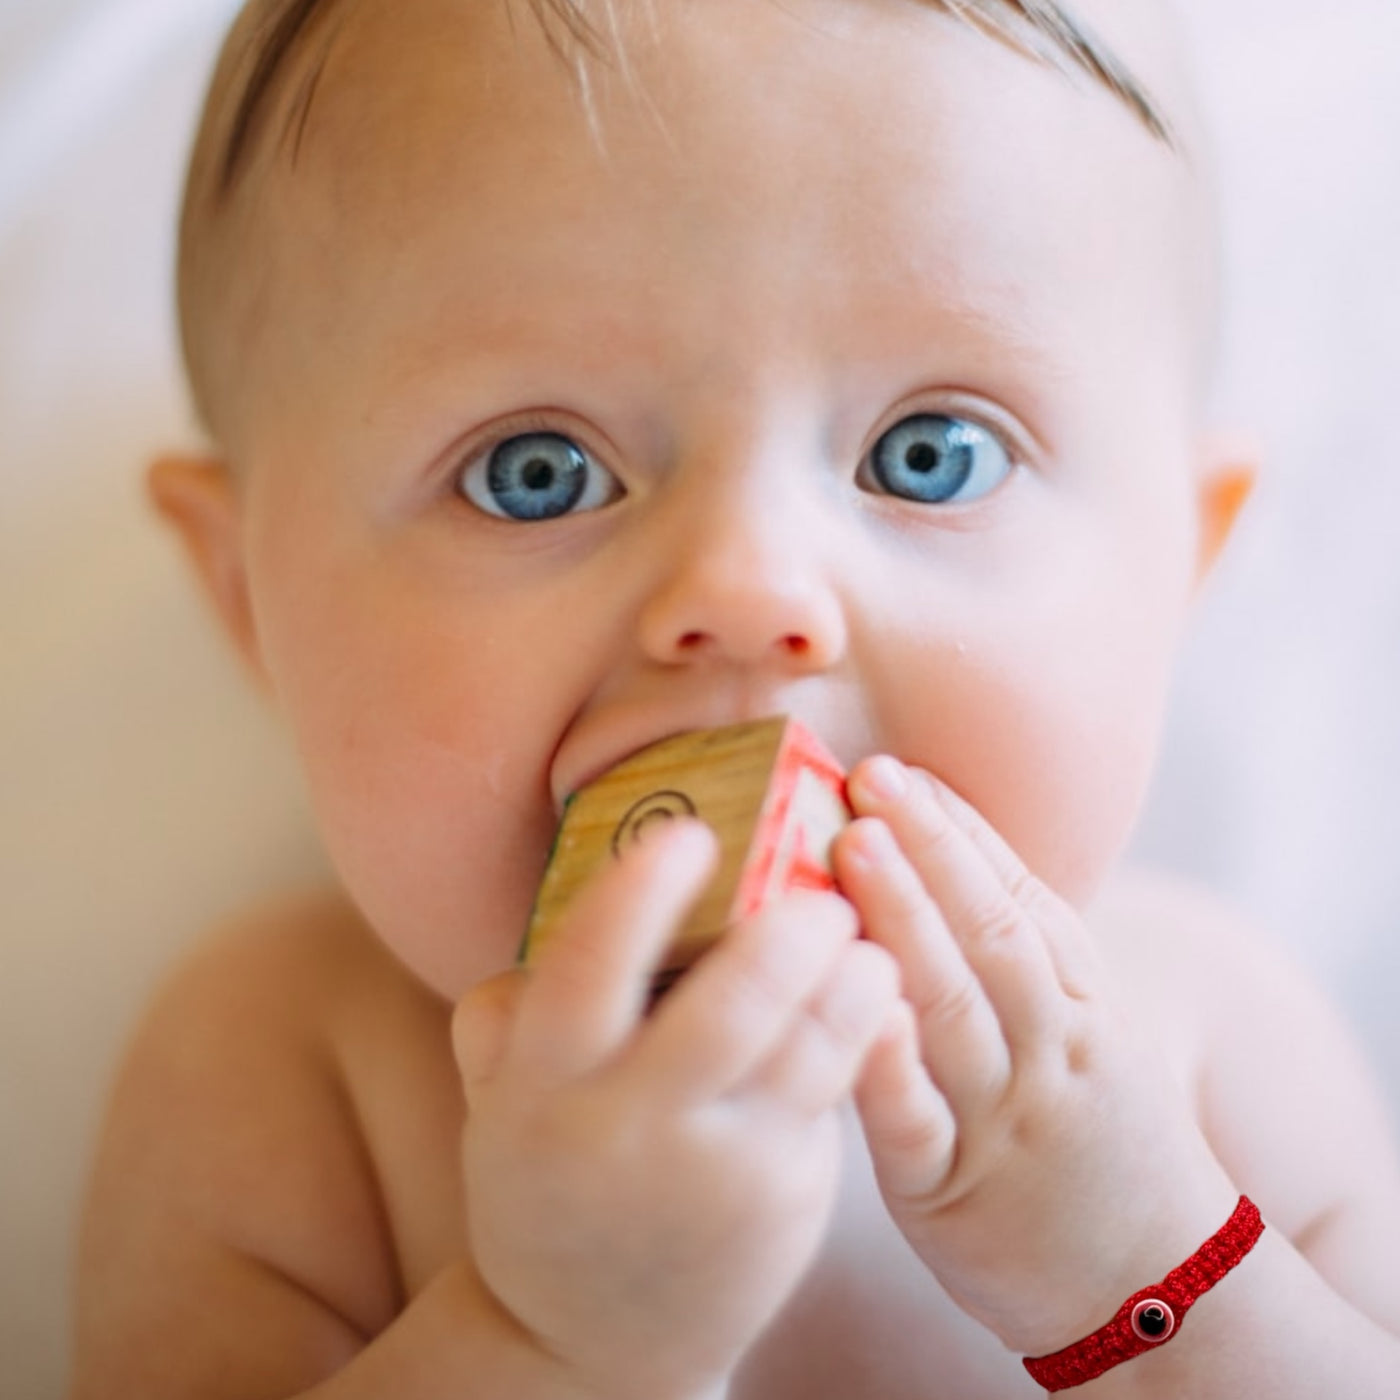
870;415;1008;504
486;433;590;520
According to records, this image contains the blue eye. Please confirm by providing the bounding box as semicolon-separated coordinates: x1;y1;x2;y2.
867;414;1011;505
458;432;622;520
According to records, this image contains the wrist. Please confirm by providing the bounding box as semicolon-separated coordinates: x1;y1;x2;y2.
448;1259;737;1400
1022;1196;1265;1392
993;1164;1242;1357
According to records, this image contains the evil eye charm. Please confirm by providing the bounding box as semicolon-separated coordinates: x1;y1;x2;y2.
1130;1299;1176;1343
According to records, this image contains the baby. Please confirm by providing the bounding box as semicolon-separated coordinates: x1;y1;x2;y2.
69;0;1400;1395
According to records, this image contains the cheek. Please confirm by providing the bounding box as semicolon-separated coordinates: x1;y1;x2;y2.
253;561;580;998
871;529;1190;906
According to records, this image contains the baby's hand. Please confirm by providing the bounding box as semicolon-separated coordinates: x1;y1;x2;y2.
452;819;899;1400
836;759;1239;1357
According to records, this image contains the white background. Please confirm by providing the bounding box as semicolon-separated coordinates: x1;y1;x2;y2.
3;2;1399;1394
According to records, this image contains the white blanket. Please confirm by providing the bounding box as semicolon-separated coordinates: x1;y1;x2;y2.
3;2;1398;1393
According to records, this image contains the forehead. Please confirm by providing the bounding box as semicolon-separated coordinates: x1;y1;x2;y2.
286;0;1180;190
222;0;1180;191
238;0;1203;435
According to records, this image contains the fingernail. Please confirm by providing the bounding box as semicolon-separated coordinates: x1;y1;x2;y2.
858;756;908;804
667;817;718;863
625;808;699;849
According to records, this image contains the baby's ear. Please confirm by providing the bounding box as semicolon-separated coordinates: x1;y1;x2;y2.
146;454;269;692
1192;433;1259;588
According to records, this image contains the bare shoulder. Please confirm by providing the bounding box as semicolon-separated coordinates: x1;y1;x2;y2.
71;888;451;1396
1088;861;1281;982
1083;865;1289;1111
1090;864;1400;1329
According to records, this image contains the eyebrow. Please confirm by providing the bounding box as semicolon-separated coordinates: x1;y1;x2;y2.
216;0;1169;197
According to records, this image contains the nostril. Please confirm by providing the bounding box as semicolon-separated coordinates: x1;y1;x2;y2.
672;630;811;658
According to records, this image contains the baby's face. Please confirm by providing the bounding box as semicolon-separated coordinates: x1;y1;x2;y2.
221;0;1223;997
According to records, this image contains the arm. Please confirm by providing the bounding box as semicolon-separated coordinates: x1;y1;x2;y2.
67;897;570;1399
1193;891;1400;1336
833;757;1400;1398
69;901;401;1399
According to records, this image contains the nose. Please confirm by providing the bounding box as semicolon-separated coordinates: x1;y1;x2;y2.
636;489;848;672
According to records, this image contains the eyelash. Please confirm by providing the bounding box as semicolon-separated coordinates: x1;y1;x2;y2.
450;399;1027;521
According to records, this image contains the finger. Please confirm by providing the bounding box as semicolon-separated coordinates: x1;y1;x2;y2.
835;816;1011;1114
916;771;1100;1000
854;1001;957;1204
636;889;860;1105
452;968;528;1095
739;939;902;1118
511;818;718;1084
847;757;1065;1059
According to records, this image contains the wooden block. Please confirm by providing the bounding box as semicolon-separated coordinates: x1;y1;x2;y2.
522;716;851;976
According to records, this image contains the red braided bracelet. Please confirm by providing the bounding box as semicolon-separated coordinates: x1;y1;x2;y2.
1022;1196;1264;1392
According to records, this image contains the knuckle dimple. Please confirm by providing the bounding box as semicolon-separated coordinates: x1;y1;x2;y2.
882;1107;953;1168
1004;863;1042;908
1011;871;1066;936
910;812;961;864
1063;1030;1094;1078
964;899;1024;953
920;970;981;1027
